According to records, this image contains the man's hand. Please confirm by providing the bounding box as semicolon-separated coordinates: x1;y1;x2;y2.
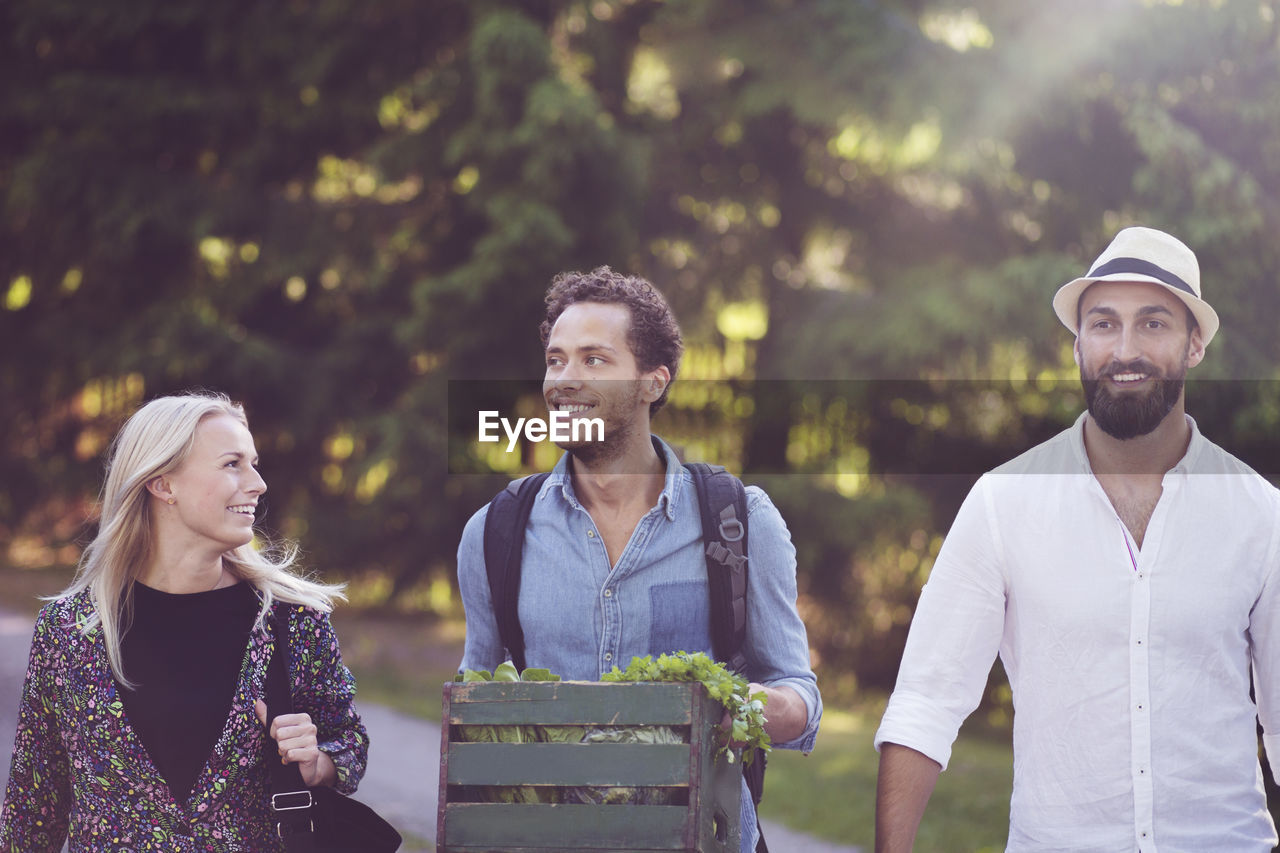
255;699;337;788
718;682;808;745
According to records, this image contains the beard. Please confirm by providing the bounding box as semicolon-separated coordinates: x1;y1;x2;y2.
549;380;646;467
562;416;636;466
1081;357;1186;440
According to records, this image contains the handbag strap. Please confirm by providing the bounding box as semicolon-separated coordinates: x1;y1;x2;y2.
266;602;317;840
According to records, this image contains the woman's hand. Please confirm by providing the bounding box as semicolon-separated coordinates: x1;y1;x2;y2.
255;699;337;788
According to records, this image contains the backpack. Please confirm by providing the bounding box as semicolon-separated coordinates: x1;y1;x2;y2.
481;460;770;852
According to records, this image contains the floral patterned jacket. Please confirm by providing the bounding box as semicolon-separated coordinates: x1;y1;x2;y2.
0;590;369;852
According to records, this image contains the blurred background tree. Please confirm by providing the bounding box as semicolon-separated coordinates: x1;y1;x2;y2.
6;0;1280;713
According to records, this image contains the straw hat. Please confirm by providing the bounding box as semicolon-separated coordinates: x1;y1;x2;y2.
1052;226;1219;346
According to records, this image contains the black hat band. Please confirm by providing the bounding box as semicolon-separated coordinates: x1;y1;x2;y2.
1087;257;1196;298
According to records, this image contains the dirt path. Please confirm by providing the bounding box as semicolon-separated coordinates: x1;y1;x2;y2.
0;608;29;789
0;608;859;852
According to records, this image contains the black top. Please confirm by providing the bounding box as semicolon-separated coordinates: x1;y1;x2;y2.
119;579;259;802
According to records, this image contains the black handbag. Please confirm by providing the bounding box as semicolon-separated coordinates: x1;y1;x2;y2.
266;604;402;853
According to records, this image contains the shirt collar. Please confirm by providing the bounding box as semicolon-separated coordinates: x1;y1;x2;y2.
652;436;682;520
1068;411;1091;473
1069;410;1206;476
1174;413;1205;473
546;435;682;520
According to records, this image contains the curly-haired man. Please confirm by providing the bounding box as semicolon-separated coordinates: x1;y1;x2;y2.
456;266;822;852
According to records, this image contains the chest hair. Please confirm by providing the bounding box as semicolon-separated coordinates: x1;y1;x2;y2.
592;508;648;569
1098;476;1163;549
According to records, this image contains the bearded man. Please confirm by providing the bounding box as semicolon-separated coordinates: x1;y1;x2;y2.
874;226;1280;851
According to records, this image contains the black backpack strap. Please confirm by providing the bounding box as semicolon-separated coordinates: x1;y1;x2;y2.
686;462;769;852
481;472;550;673
685;461;750;675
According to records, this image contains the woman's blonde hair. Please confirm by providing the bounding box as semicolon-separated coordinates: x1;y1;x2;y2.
58;390;345;687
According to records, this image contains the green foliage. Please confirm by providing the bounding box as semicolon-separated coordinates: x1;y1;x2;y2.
602;651;769;763
9;0;1280;717
0;0;644;603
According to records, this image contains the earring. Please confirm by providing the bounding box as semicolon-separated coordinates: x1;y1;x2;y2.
167;498;175;505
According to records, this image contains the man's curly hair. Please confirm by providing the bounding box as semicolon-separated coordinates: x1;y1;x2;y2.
540;266;683;415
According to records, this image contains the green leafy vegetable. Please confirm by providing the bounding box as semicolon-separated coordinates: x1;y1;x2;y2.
452;663;567;803
601;651;771;764
561;726;685;805
454;662;562;683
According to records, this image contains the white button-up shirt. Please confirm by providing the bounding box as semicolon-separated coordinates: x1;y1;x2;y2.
875;414;1280;851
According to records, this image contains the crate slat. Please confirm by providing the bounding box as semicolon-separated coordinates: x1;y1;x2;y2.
441;803;691;850
447;742;691;786
447;681;697;725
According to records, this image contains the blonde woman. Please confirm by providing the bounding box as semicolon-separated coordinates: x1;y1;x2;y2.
0;391;369;852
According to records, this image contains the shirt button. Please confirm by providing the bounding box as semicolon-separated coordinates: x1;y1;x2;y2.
587;530;596;538
1137;704;1144;711
604;652;612;661
604;589;613;597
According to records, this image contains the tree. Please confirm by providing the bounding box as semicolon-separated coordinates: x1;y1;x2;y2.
5;0;1280;701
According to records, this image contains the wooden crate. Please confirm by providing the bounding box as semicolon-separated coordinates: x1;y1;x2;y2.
437;681;742;852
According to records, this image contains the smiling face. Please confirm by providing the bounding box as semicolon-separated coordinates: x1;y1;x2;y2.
159;413;266;553
542;301;668;464
1075;281;1205;440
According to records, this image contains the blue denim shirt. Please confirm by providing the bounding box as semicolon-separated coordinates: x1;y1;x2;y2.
457;436;822;851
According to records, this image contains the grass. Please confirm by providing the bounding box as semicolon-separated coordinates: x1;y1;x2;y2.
0;565;74;615
329;609;463;723
759;701;1012;850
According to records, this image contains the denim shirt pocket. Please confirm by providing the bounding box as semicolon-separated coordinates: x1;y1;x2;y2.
647;580;713;656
